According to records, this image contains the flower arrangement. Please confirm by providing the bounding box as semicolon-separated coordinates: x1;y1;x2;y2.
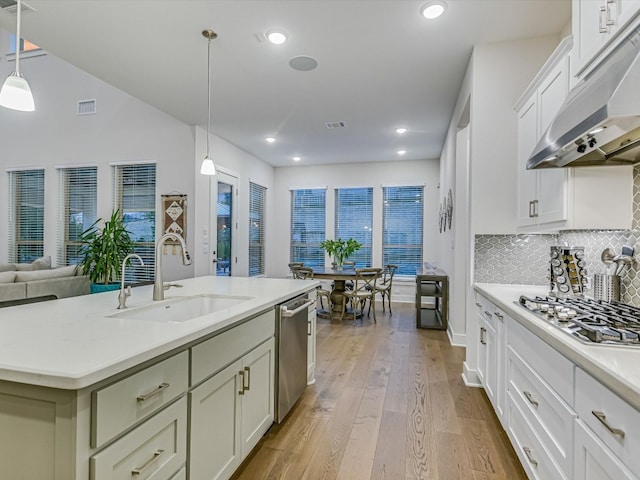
320;238;362;268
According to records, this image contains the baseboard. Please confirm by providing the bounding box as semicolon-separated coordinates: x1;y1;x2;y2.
447;327;466;347
462;361;481;387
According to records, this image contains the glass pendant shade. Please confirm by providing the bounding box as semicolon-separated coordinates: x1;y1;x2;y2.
200;155;216;175
0;72;34;111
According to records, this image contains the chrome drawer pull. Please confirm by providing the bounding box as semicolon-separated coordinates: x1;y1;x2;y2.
244;366;251;391
483;310;492;318
475;302;482;308
480;327;486;345
136;382;170;402
494;312;503;320
308;320;312;336
592;411;626;439
239;370;246;395
523;391;539;407
523;447;538;466
131;449;164;476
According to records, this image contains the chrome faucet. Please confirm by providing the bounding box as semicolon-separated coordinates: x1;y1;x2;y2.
153;232;192;301
117;254;144;309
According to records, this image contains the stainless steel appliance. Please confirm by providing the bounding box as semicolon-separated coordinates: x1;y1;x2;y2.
549;246;588;297
528;24;640;169
518;295;640;346
275;293;313;423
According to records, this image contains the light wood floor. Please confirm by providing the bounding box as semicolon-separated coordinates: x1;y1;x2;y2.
232;302;527;480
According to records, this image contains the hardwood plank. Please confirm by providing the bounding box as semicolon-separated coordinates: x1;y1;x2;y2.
370;410;407;479
435;432;474;480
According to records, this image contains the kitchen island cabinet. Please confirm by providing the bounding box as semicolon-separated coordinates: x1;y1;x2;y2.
0;276;316;480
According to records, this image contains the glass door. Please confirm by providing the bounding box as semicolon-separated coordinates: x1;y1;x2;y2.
210;171;238;276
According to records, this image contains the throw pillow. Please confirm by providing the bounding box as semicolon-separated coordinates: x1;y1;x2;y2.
15;256;52;271
15;265;77;283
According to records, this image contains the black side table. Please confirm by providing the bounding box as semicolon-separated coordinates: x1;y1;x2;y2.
415;268;448;330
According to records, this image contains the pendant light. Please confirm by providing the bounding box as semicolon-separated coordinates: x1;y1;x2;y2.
0;0;34;111
200;29;217;175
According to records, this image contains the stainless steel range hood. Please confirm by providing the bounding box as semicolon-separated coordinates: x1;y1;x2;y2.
528;25;640;169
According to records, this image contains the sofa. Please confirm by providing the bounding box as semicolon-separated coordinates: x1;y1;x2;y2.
0;256;90;305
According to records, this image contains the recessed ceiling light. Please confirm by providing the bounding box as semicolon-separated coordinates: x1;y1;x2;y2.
397;149;407;155
395;127;408;134
266;137;276;143
293;156;301;161
420;1;447;19
267;30;287;45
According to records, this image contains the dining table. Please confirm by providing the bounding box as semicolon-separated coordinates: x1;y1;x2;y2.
311;266;358;319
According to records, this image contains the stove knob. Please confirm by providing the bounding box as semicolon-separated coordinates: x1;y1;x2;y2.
577;260;586;268
556;275;566;284
550;250;559;259
555;305;564;312
540;304;549;312
559;284;570;293
557;311;568;321
575;251;585;259
551;259;562;267
567;309;578;318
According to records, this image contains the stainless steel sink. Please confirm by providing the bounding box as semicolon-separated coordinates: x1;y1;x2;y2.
107;294;254;323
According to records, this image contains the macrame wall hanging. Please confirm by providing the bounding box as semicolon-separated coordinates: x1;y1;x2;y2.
161;193;187;254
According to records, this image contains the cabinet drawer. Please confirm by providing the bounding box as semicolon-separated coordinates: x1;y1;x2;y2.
507;319;574;405
506;392;568;480
507;345;575;474
474;293;495;327
575;367;640;474
91;397;187;480
92;351;189;448
191;309;275;385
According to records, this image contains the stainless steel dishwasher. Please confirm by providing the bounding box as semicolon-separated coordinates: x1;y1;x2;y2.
275;292;313;423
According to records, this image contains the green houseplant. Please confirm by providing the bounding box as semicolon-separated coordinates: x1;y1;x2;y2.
79;210;135;292
320;238;362;268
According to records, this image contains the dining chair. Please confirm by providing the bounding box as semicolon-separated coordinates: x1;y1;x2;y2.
290;266;331;309
369;264;398;315
341;267;381;324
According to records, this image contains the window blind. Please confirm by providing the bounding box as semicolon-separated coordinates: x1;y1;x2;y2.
249;182;266;276
290;189;326;269
335;187;373;267
8;169;45;263
58;167;97;266
382;186;424;275
113;164;156;282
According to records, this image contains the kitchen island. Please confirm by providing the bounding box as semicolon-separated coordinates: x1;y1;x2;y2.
474;283;640;480
0;275;317;480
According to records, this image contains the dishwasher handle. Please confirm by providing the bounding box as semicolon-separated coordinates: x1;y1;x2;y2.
281;299;315;317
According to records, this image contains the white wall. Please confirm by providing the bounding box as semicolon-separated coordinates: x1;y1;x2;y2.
271;159;440;282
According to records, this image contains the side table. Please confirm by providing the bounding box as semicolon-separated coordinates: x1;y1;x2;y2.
415;267;448;330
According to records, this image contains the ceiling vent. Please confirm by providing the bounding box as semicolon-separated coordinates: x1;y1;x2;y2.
0;0;35;14
325;121;345;129
77;99;96;116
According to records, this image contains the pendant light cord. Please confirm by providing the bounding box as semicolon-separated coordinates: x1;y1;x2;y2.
206;35;211;157
15;0;22;75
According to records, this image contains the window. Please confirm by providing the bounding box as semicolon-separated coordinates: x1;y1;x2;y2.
290;189;326;268
8;169;44;263
9;34;39;54
58;167;97;266
113;163;156;282
335;187;373;267
382;186;424;276
249;182;266;276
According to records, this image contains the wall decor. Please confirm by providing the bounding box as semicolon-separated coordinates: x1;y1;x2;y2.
447;188;453;230
162;194;187;250
439;202;445;233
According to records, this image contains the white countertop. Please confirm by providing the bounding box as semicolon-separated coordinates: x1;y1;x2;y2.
475;283;640;411
0;276;317;390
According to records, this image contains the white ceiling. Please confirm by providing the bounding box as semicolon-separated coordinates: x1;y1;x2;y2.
0;0;571;167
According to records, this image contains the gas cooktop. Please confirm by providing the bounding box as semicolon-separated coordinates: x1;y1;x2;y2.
517;295;640;346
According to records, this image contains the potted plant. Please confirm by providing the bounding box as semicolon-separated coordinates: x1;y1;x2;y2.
79;210;135;293
320;238;362;269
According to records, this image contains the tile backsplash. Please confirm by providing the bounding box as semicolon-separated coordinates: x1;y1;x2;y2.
475;230;640;305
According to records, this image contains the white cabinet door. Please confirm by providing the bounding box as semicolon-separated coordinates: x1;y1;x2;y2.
574;419;638;480
240;338;275;456
535;60;568;225
484;317;498;407
189;359;243;480
517;94;539;228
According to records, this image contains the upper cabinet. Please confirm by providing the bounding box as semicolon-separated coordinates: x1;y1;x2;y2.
516;38;571;231
572;0;640;78
515;35;634;232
